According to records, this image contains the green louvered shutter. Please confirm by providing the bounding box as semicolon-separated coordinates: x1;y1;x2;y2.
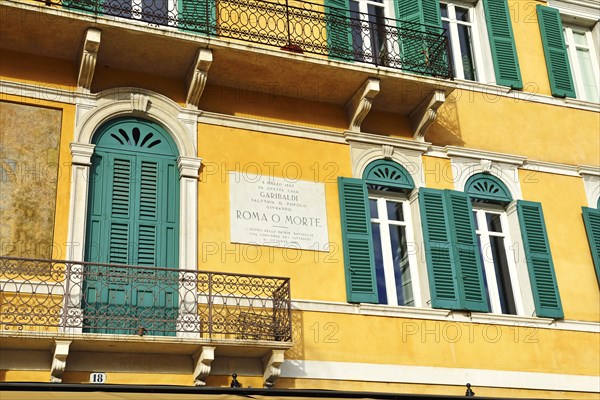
419;188;461;309
338;177;378;303
582;207;600;286
517;201;563;319
536;5;576;98
482;0;523;89
109;156;134;264
395;0;442;74
446;191;488;312
178;0;215;35
325;0;353;61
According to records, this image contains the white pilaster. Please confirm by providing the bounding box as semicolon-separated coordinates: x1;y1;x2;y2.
177;156;202;338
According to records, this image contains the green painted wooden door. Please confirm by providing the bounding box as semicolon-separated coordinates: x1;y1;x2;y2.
83;118;180;336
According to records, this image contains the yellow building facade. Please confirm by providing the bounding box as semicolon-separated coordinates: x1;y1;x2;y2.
0;0;599;398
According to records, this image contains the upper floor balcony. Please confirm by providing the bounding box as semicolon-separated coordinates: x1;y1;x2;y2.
58;0;452;79
0;0;456;125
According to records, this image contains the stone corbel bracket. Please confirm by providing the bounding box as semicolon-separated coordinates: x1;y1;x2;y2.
77;28;101;92
193;346;216;386
409;89;446;141
346;78;380;132
263;349;285;388
50;340;72;383
186;48;213;109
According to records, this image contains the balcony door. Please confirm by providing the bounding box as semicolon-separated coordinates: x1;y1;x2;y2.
349;0;395;65
83;117;180;336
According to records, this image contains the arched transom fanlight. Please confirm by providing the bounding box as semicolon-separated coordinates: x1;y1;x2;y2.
92;117;178;156
362;159;415;191
465;173;513;203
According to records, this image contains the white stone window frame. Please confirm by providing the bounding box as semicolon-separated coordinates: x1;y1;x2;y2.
440;0;496;84
563;25;600;102
578;165;600;208
368;191;422;307
450;151;537;317
548;0;600;103
345;132;432;309
472;203;525;316
65;88;202;337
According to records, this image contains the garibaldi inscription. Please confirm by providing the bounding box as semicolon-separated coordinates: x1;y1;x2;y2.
229;172;329;251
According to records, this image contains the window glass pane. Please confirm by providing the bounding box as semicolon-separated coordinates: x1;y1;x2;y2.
457;23;476;80
105;0;132;18
389;225;413;306
577;48;599;103
455;6;470;22
477;235;492;307
371;223;387;304
442;20;455;76
473;211;478;229
369;199;378;219
485;213;503;233
489;236;517;315
386;200;404;221
142;0;168;23
440;3;448;18
573;30;588;47
368;4;386;61
350;0;364;61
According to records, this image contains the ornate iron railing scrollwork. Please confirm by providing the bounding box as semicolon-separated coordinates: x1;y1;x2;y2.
0;256;292;341
48;0;452;77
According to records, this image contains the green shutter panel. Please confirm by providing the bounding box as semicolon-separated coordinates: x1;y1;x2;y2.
86;154;105;263
395;0;442;74
482;0;523;89
421;0;442;33
325;0;353;61
446;191;489;312
338;177;378;303
582;207;600;286
536;5;576;98
137;160;159;267
419;188;461;310
178;0;215;35
109;156;134;264
517;201;563;319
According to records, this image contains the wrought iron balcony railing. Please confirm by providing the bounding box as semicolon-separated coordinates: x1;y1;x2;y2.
37;0;452;78
0;256;292;341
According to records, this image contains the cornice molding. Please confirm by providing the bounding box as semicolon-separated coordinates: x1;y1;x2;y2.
344;131;431;153
523;160;581;177
444;146;527;166
578;165;600;177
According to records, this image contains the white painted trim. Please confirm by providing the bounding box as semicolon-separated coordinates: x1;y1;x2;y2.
280;360;600;393
578;165;600;208
522;160;582;177
290;299;600;333
345;131;429;188
451;157;524;201
198;111;346;144
549;0;600;27
445;145;527;166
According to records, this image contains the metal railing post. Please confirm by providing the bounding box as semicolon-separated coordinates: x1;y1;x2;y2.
208;272;213;339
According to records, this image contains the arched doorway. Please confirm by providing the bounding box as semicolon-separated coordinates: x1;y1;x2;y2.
83;117;180;336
